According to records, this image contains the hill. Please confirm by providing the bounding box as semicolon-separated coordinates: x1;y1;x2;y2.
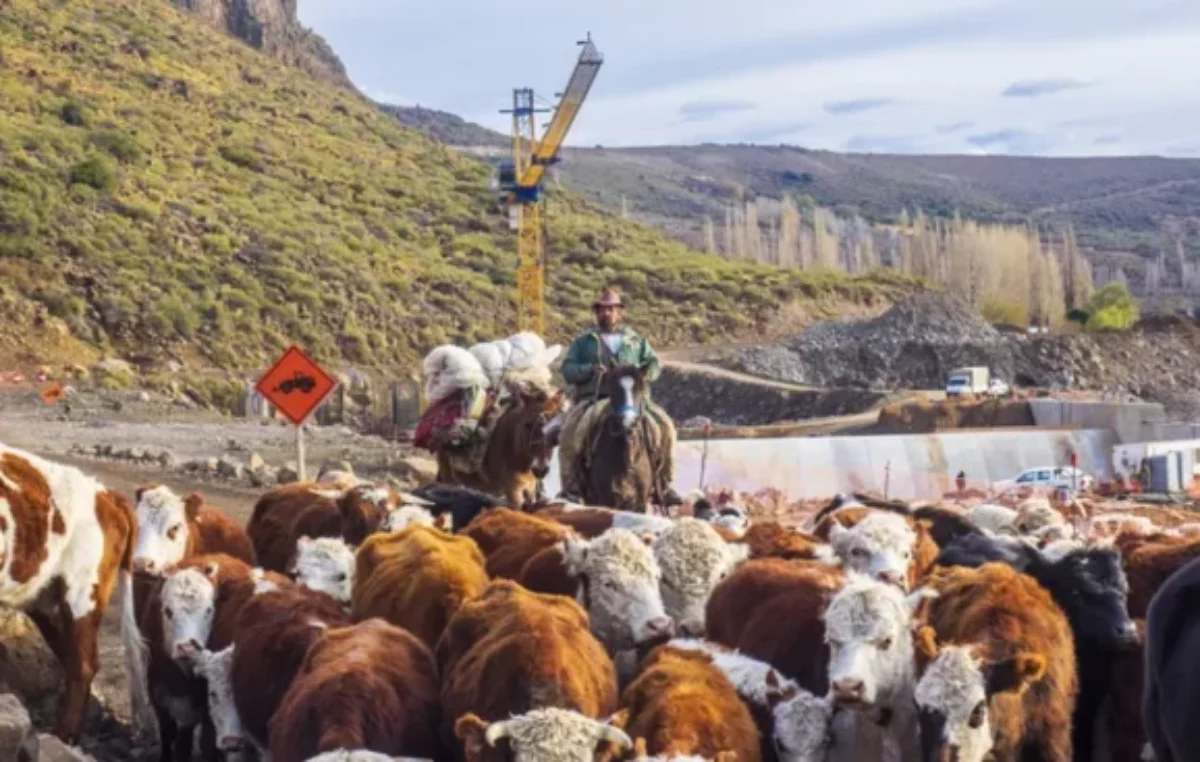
0;0;903;375
387;107;1200;266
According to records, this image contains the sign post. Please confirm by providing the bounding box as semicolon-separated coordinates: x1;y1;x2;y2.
255;345;338;483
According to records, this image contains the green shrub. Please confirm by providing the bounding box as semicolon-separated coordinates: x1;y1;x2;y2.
90;129;140;162
981;297;1029;327
218;145;264;172
69;156;116;191
1084;283;1139;331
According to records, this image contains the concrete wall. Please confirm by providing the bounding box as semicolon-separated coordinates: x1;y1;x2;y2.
542;428;1118;502
1028;399;1165;444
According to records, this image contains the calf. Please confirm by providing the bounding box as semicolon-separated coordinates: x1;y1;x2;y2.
139;563;220;761
462;507;571;579
268;618;444;762
231;584;352;748
0;444;151;742
936;530;1136;762
651;518;749;637
190;646;247;759
1143;556;1200;762
289;536;356;604
517;528;675;655
612;645;762;761
666;639;833;762
247;482;403;572
133;484;255;574
705;559;844;692
438;580;623;760
913;563;1078;762
351;525;489;649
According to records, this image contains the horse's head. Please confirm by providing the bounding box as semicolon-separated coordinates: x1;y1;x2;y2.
508;382;566;478
600;365;648;433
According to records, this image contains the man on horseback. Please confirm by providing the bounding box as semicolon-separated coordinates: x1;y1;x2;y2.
555;287;683;507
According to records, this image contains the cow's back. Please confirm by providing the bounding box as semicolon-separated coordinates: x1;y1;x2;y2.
618;646;761;761
706;559;843;692
231;584;352;747
268;619;444;761
193;505;256;566
461;508;570;579
1124;535;1200;618
247;484;341;572
738;522;822;561
438;580;618;748
351;526;489;649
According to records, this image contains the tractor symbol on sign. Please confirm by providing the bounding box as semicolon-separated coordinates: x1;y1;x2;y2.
275;371;317;395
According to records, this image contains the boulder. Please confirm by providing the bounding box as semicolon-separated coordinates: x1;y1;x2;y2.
0;693;36;760
35;734;96;761
246;453;266;474
215;458;242;480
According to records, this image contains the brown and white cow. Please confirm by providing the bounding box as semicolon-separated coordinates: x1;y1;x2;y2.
819;510;938;590
351;524;490;649
706;559;845;691
132;484;255;574
268;618;445;761
666;639;834;762
533;504;674;540
231;584;353;749
439;579;625;760
0;443;152;741
247;482;405;572
611;644;762;761
912;563;1077;762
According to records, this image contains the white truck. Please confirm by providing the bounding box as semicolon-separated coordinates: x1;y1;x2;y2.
946;366;990;397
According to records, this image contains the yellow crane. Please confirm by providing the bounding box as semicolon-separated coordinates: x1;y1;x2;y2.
497;34;603;336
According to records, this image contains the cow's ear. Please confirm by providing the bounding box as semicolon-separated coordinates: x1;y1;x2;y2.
914;625;940;668
607;708;629;730
984;652;1046;696
203;562;219;581
297;535;311;551
184;493;203;520
562;534;590;575
134;484;156;504
454;713;489;758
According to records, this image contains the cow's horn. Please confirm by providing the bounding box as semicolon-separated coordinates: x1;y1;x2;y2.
485;720;514;746
598;725;633;749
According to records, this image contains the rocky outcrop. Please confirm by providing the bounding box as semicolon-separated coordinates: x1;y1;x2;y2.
170;0;351;88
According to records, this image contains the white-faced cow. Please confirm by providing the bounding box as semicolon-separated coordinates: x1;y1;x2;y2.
288;535;356;604
652;518;750;637
132;484;255;574
0;444;152;742
827;513;918;590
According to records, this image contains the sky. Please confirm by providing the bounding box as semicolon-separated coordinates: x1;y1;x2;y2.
298;0;1200;157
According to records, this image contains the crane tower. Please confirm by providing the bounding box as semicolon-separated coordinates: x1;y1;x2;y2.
496;34;603;336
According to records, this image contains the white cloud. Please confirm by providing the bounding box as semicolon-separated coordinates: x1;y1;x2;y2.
300;0;1200;157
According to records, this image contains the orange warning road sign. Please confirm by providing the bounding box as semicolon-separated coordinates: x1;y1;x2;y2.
41;381;64;405
255;346;338;426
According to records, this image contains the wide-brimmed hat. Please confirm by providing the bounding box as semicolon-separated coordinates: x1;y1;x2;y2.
593;288;623;308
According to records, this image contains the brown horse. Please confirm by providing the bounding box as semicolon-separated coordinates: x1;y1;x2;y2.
437;384;565;508
577;365;668;514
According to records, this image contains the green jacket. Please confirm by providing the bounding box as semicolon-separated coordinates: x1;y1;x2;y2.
561;326;662;401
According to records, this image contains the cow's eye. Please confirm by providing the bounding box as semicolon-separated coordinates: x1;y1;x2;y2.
603;579;619;591
850;548;868;558
968;700;986;729
167;525;181;541
336;573;347;582
164;608;173;620
876;637;893;650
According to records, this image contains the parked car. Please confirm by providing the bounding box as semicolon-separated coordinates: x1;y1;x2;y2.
987;378;1011;397
997;465;1093;492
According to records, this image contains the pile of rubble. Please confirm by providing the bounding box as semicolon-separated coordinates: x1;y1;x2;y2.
721;292;1200;400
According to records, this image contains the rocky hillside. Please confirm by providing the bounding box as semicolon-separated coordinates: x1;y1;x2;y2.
169;0;350;87
0;0;907;374
714;293;1200;404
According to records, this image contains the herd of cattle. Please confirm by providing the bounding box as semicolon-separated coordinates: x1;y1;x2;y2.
6;439;1200;762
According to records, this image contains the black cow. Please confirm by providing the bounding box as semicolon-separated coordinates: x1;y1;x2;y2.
936;532;1138;762
410;482;507;530
1144;556;1200;762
